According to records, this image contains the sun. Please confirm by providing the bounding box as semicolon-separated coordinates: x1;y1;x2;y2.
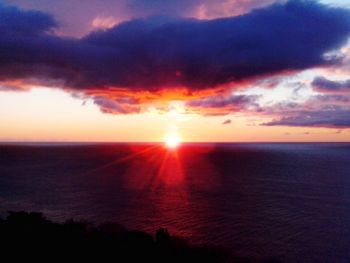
165;133;181;149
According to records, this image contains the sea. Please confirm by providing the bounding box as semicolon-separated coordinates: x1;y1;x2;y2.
1;142;350;262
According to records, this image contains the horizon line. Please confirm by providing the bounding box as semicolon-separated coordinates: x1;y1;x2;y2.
1;141;350;144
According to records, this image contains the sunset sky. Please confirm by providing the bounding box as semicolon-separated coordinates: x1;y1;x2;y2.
1;0;350;142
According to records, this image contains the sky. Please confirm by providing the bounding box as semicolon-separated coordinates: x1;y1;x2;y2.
0;0;350;142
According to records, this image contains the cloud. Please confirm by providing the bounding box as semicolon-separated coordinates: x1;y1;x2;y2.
256;90;350;128
2;0;129;37
186;94;259;115
91;16;119;30
1;1;350;90
0;84;24;92
93;96;141;114
264;109;350;128
186;94;258;108
222;119;232;125
5;0;277;37
80;0;350;90
0;3;56;36
312;76;350;93
126;0;276;19
311;94;350;104
1;0;350;115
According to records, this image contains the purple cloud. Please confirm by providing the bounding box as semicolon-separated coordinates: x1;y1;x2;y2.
184;94;260;115
186;94;258;108
0;0;350;93
5;0;276;37
1;1;350;117
126;0;275;19
0;3;56;36
93;96;141;114
258;91;350;129
312;76;350;93
264;109;350;128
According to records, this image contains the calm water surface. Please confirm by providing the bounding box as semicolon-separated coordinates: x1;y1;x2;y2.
1;143;350;262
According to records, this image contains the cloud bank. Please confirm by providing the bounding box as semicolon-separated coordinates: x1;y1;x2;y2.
264;109;350;128
261;91;350;128
1;1;350;92
1;0;350;121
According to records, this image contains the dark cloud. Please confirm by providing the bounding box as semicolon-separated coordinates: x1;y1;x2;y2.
184;93;260;115
312;76;350;93
0;3;57;36
2;0;128;37
222;119;232;125
185;94;260;116
0;0;350;93
80;0;350;90
186;94;258;108
5;0;276;37
264;109;350;128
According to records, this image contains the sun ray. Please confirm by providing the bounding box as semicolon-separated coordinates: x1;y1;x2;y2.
81;144;160;176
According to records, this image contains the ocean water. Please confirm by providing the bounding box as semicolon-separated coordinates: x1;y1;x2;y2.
1;143;350;262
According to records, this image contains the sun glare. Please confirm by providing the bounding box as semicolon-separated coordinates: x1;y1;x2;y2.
165;133;181;149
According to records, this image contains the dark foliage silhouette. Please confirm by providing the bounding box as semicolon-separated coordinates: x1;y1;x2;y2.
0;211;236;262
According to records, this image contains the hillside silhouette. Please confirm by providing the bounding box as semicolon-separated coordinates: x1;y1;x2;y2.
0;211;237;262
